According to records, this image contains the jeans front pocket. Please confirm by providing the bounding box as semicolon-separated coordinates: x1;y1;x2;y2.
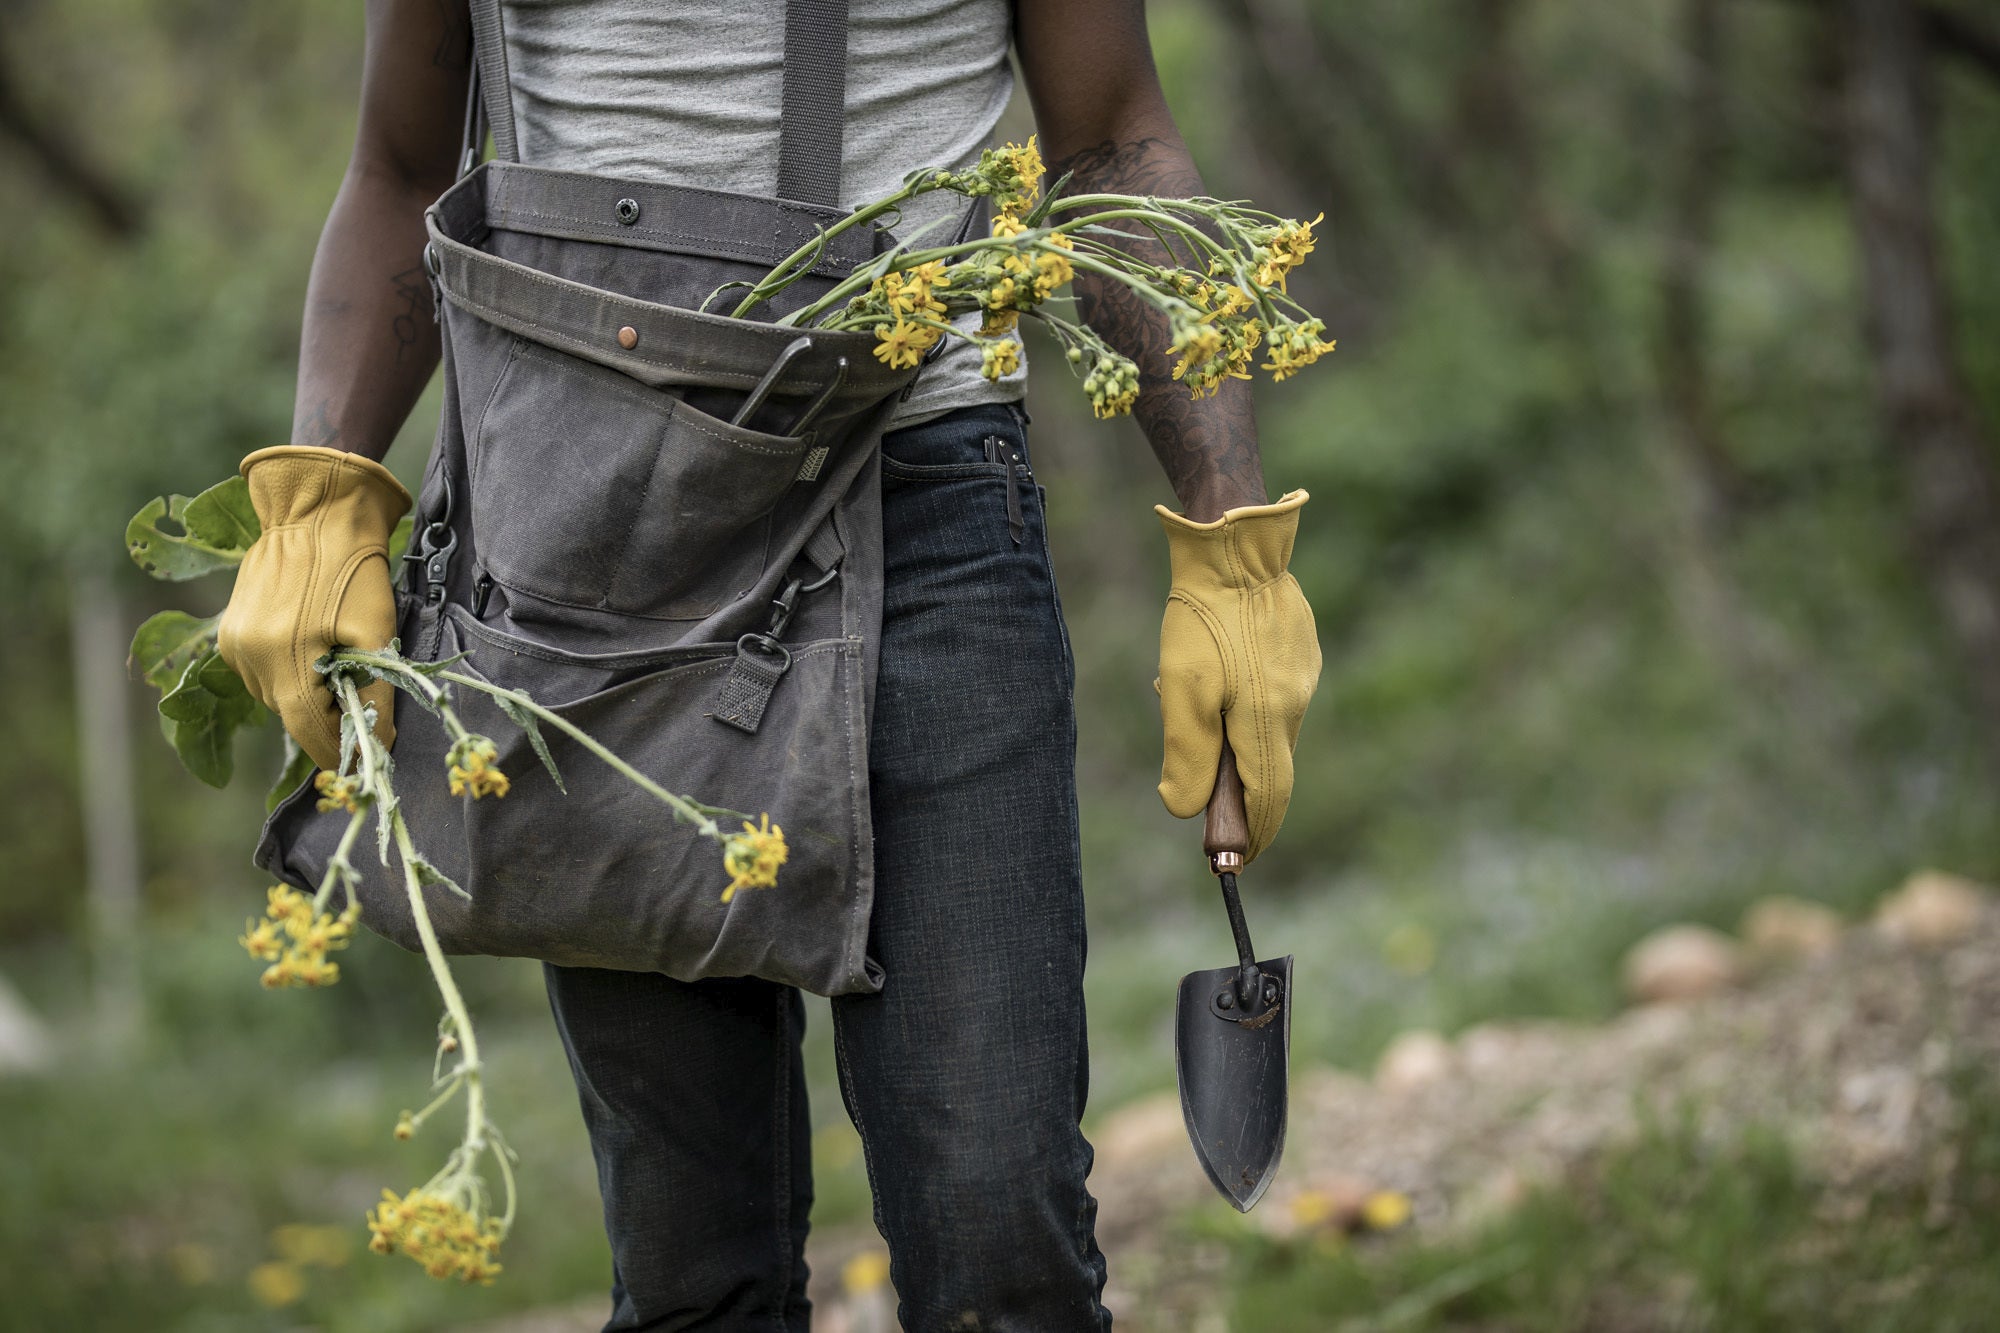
471;338;811;621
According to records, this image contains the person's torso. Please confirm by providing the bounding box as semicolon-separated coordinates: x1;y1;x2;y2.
502;0;1008;229
498;0;1028;421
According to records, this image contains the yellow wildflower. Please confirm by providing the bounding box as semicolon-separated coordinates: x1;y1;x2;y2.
366;1188;505;1285
266;884;312;928
1261;317;1337;382
881;271;944;321
991;212;1027;240
240;917;285;962
721;813;789;903
1032;249;1074;299
1082;354;1141;419
843;1248;892;1295
985;276;1019;311
980;306;1020;338
295;911;352;955
1290;1189;1338;1229
907;259;951;289
872;319;927;371
447;736;509;800
1362;1190;1412;1231
272;1223;352;1270
246;1260;305;1309
291;956;341;988
980;339;1022;381
314;770;364;813
1252;213;1323;292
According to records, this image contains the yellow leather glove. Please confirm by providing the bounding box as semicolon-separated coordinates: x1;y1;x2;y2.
1156;489;1321;863
217;446;411;772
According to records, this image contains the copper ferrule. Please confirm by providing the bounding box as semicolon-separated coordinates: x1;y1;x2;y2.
1208;851;1245;876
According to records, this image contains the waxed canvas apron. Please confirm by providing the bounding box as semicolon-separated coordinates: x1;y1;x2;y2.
255;0;921;995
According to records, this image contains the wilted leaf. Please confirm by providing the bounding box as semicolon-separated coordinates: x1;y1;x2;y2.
126;476;259;581
411;854;472;902
267;737;316;813
496;693;565;793
129;610;219;691
157;651;263;787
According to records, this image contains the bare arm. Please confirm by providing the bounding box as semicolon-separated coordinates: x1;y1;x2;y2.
293;0;471;459
1015;0;1267;522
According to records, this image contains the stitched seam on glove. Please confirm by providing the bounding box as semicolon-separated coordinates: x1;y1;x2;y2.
319;542;389;759
1171;590;1238;714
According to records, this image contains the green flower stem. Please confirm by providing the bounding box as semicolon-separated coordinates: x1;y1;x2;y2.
803;238;1182;336
1047;207;1232;262
408;1072;467;1132
329;668;503;1225
337;676;385;797
436;669;722;839
778;234;1005;327
311;808;368;915
331;649;726;841
490;1128;518;1232
728;187;936;320
391;806;487;1158
363;652;474;748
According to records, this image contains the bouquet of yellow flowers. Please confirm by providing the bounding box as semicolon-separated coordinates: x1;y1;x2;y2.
727;137;1332;416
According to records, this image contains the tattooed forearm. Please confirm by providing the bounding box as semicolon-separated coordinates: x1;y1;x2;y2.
294;399;340;448
1050;136;1267;521
390;266;428;363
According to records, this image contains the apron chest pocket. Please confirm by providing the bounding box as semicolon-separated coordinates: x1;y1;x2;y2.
470;337;812;621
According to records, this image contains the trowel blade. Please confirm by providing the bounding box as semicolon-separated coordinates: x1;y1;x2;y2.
1174;953;1293;1212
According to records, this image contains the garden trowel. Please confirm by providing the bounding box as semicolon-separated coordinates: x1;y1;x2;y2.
1174;744;1293;1212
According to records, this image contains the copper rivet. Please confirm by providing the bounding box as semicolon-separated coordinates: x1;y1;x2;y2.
617;326;639;350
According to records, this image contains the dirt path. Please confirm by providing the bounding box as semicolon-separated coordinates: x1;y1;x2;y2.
465;892;2000;1331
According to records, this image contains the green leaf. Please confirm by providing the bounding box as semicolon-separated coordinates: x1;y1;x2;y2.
266;737;316;813
126;476;259;581
157;651;263;787
411;853;472;903
496;693;566;794
1024;171;1072;226
129;610;219;691
371;752;399;867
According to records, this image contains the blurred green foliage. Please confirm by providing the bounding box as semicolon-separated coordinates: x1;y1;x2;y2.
3;0;1999;1326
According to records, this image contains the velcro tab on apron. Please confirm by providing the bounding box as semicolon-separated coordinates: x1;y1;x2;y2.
712;636;792;734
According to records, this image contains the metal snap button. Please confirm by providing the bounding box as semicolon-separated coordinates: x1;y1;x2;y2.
614;198;641;225
617;326;639;350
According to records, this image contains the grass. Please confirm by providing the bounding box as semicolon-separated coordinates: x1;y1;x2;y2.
1220;1076;2000;1332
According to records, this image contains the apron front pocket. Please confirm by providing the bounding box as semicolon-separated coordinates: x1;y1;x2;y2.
254;606;883;996
471;338;812;622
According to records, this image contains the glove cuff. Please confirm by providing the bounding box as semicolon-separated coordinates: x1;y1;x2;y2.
239;446;413;532
1155;489;1308;589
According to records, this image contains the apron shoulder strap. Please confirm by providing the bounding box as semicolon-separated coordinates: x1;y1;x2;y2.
773;0;851;208
458;0;851;209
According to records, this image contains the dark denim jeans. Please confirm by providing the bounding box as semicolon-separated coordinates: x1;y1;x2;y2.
543;403;1112;1332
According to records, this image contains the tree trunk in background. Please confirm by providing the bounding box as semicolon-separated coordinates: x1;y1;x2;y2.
67;561;144;1044
1842;0;2000;773
1650;0;1795;697
1658;0;1746;536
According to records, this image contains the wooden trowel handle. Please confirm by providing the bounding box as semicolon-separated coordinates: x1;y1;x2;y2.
1203;744;1250;874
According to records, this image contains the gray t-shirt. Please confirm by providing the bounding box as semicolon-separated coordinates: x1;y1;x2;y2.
501;0;1028;426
